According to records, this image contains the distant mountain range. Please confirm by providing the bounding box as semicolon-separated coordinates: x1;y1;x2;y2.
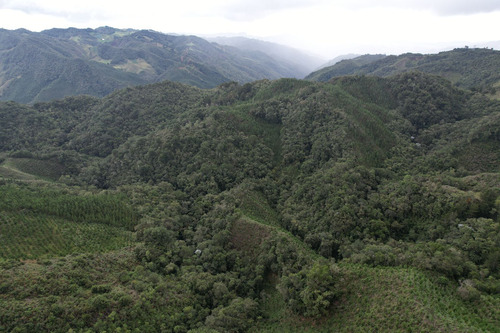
2;26;500;104
313;53;361;70
0;27;312;103
306;48;500;92
206;36;325;78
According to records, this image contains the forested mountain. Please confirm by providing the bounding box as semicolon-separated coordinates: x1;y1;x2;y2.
0;27;305;103
0;72;499;332
306;48;500;94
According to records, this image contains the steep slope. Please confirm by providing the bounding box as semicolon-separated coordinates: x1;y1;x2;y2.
0;27;306;103
307;48;500;93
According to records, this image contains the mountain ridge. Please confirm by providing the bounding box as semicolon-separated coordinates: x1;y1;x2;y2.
0;27;308;103
306;48;500;95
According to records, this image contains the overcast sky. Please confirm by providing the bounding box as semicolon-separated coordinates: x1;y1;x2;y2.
1;0;499;59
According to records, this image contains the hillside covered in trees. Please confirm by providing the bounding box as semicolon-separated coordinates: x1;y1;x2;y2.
0;67;499;331
307;48;500;97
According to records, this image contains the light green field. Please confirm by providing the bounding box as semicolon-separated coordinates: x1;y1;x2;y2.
0;211;133;259
0;181;138;259
0;157;65;181
254;264;500;332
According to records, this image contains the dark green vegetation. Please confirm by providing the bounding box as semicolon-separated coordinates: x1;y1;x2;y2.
0;27;307;103
1;61;499;331
307;48;500;96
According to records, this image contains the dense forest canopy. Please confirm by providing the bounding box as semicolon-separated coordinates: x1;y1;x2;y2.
0;50;499;332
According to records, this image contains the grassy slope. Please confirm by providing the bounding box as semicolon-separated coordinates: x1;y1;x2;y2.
254;264;500;332
0;211;133;259
234;188;500;332
1;158;66;181
0;161;137;259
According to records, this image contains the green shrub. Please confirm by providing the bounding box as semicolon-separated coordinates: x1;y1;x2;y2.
457;280;481;302
91;284;112;294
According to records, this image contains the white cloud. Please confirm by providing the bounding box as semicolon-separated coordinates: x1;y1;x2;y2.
429;0;500;15
212;0;328;21
1;0;499;58
333;0;500;16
